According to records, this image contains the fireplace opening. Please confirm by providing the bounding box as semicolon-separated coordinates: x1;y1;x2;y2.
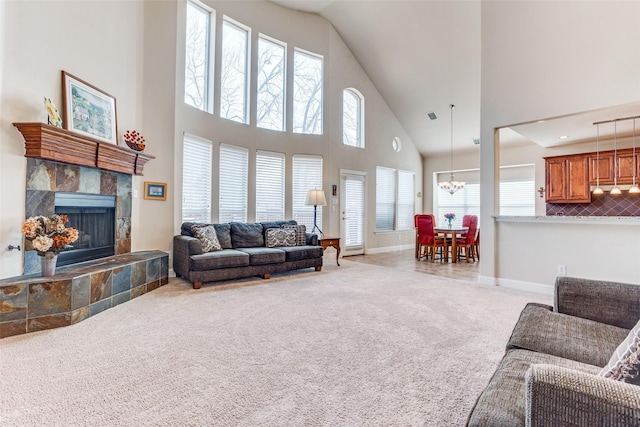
54;193;116;267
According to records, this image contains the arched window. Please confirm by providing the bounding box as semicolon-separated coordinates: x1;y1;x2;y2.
343;88;364;148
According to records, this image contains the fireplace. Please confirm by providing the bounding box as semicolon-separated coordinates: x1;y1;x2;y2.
54;192;116;266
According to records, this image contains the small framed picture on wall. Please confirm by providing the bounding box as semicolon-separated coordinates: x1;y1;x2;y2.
144;182;167;201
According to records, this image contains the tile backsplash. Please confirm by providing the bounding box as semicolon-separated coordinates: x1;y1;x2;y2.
546;193;640;216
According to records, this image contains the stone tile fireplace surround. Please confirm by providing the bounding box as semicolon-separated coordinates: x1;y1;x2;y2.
0;156;168;339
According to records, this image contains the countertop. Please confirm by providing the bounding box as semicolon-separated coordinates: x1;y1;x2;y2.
494;215;640;225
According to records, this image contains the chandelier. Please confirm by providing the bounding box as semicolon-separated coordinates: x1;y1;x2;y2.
439;104;465;195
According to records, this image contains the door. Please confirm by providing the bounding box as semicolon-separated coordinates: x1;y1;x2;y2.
340;171;365;256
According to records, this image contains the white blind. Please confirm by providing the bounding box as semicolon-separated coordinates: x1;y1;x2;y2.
219;143;248;222
345;175;364;247
500;179;535;216
256;150;285;222
397;170;415;230
292;154;323;230
182;134;212;223
376;166;396;231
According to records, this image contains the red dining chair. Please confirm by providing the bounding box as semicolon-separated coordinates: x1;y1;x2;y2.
417;214;447;263
455;215;478;262
414;214;436;258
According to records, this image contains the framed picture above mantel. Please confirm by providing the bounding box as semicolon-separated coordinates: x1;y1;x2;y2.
61;71;118;145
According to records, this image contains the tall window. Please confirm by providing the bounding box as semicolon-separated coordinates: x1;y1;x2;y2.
500;180;535;216
256;151;285;222
219;144;248;222
376;166;396;231
343;88;364;148
184;1;213;112
397;170;415;230
220;18;249;124
436;182;481;228
257;35;286;131
292;155;323;230
293;49;323;135
182;134;212;222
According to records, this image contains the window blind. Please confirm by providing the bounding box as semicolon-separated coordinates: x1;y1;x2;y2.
182;134;212;223
376;166;396;231
436;182;480;228
256;150;285;222
219;143;248;222
292;154;323;230
345;175;364;247
397;170;415;230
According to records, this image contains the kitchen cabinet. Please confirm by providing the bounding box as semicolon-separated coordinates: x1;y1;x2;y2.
588;152;615;184
545;155;591;203
615;151;640;183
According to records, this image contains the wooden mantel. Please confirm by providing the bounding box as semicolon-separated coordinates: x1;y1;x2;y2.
13;122;155;176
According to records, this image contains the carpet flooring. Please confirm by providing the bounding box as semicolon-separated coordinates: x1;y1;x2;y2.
0;257;550;426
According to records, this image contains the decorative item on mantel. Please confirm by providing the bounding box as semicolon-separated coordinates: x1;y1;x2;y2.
21;214;79;277
44;97;62;128
123;130;146;152
444;212;456;229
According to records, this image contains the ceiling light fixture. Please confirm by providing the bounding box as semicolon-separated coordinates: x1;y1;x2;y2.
592;123;604;195
610;121;622;195
438;104;465;195
630;118;640;194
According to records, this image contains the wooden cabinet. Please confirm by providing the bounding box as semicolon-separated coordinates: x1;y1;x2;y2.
545;155;591;203
589;152;615;184
615;151;640;183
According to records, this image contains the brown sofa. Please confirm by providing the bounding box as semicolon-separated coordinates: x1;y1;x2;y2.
173;220;323;289
467;276;640;426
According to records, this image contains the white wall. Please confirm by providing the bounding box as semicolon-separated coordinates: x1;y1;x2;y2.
0;0;145;278
480;0;640;287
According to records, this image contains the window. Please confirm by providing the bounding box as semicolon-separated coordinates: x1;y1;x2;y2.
184;1;213;112
343;88;364;147
436;182;481;228
220;18;249;123
293;49;323;135
376;167;414;231
257;35;286;131
500;180;535;216
219;144;248;222
292;155;323;231
182;134;212;222
397;170;415;230
256;151;285;222
376;166;396;231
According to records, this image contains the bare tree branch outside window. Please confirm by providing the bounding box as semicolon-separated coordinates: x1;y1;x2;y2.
293;50;323;135
257;37;285;131
220;20;248;124
184;2;210;111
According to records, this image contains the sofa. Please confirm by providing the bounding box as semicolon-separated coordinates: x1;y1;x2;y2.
467;276;640;426
173;220;323;289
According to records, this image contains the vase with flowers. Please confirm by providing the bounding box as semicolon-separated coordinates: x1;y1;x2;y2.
444;212;456;229
21;214;79;277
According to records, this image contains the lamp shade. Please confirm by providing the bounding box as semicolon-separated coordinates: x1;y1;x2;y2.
305;189;327;206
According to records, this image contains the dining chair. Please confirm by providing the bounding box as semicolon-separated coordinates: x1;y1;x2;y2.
414;213;436;258
416;214;447;263
455;215;478;262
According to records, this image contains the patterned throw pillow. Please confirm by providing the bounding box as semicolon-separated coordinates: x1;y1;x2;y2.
283;224;307;246
599;318;640;384
191;224;222;252
265;228;297;248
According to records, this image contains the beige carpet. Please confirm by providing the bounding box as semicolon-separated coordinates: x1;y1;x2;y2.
0;258;550;426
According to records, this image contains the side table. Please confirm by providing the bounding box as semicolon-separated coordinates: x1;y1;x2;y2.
319;237;341;266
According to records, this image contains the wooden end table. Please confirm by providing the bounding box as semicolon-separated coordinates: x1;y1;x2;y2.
319;237;341;266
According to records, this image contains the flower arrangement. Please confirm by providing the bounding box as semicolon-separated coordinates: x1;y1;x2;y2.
444;212;456;227
123;130;146;151
21;214;79;258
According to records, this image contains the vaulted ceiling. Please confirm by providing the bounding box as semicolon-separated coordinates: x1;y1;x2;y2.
270;1;640;157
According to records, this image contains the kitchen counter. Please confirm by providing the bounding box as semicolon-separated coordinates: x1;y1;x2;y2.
494;215;640;225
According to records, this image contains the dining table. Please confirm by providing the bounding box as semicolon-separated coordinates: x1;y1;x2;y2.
433;226;469;263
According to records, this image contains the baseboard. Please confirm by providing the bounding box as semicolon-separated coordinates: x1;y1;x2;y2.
169;268;176;278
365;244;414;255
492;277;553;295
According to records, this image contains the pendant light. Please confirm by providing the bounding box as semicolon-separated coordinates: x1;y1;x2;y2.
629;118;640;194
438;104;465;195
610;121;622;195
592;123;604;195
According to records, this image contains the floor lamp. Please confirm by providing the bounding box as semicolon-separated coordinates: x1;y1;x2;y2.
305;189;327;236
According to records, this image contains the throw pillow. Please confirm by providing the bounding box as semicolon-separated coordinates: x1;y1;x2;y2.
191;224;223;252
265;228;297;248
283;224;307;246
599;318;640;384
